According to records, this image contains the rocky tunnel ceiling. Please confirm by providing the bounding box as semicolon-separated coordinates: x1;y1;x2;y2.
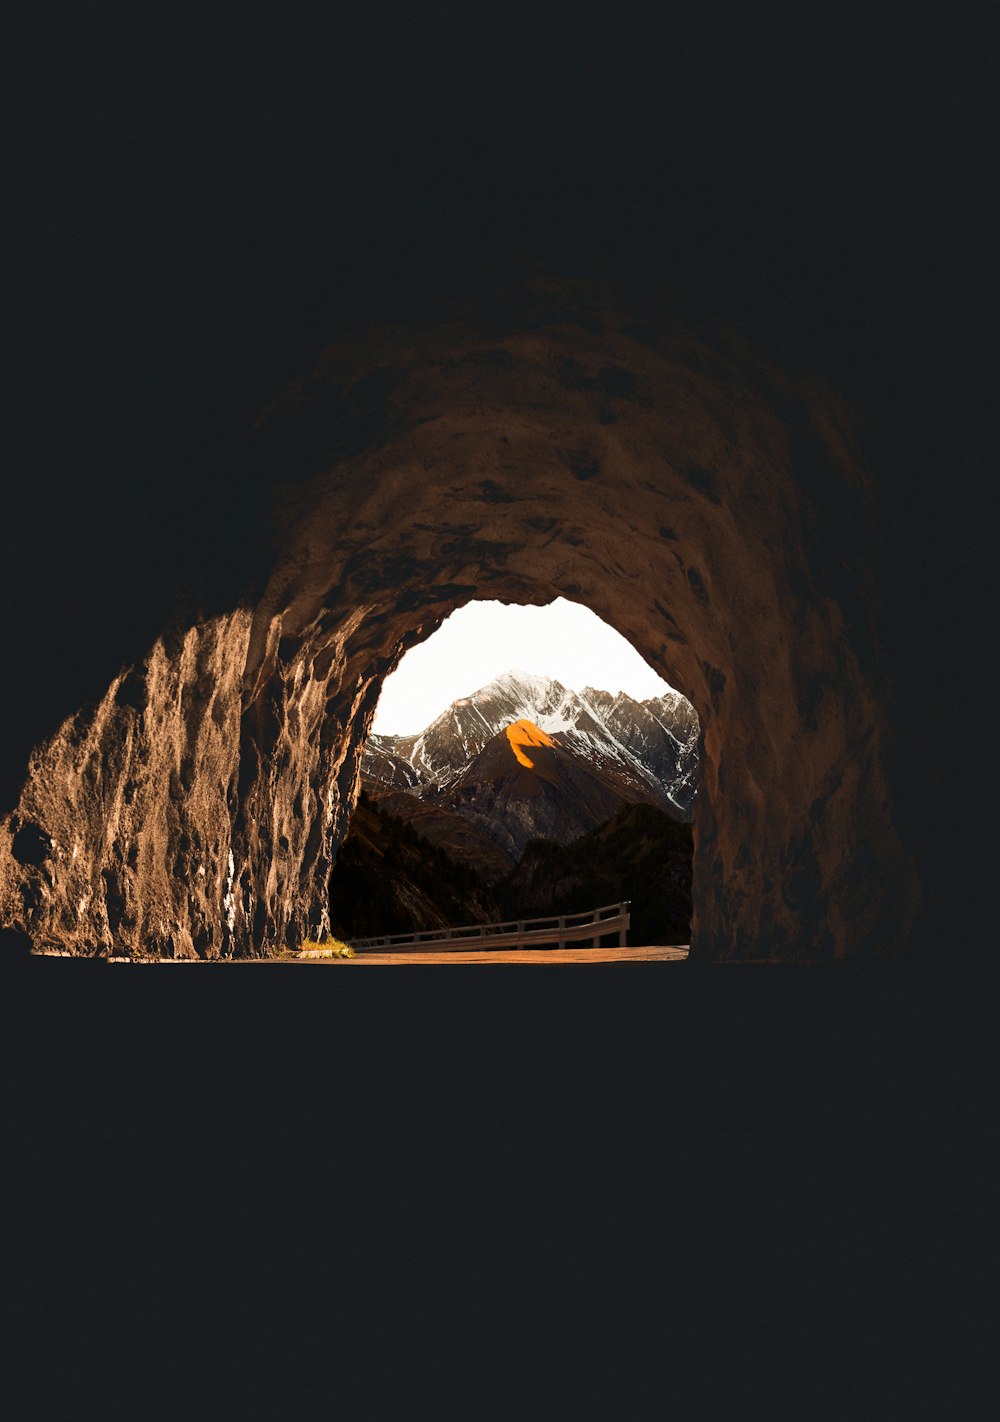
0;282;920;960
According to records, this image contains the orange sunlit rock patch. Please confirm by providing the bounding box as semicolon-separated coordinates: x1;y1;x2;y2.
504;719;556;768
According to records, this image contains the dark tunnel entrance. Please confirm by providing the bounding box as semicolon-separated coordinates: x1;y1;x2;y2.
329;598;700;947
0;287;919;960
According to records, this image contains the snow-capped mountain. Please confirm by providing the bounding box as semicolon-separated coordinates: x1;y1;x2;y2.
364;670;699;820
360;739;423;794
441;718;658;859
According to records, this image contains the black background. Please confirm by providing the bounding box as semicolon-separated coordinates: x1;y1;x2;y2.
3;4;999;1399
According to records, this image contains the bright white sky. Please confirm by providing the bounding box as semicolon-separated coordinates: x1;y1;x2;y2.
372;598;674;734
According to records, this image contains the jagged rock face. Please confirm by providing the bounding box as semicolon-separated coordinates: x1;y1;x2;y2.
581;687;701;817
0;282;920;959
365;670;699;818
0;612;367;956
360;740;423;794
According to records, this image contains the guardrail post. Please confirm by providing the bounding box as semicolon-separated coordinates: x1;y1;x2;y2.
350;900;635;955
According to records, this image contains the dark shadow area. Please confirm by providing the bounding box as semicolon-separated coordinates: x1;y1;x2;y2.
328;793;693;948
3;7;993;955
500;806;693;949
328;790;501;940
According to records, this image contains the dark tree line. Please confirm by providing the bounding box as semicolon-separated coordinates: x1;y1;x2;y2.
332;793;692;946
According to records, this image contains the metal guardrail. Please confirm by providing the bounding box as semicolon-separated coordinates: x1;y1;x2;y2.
348;900;631;953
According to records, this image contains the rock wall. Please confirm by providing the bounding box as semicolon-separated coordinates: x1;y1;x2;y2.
0;284;920;958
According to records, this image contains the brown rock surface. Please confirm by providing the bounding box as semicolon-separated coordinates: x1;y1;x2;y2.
0;281;919;959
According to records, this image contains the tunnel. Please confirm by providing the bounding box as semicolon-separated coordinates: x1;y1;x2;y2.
0;280;919;960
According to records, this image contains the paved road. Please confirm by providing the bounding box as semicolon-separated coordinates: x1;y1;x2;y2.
296;945;689;965
104;945;689;965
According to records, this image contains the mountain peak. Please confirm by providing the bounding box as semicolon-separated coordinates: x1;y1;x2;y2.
504;719;556;767
489;669;562;697
364;667;699;822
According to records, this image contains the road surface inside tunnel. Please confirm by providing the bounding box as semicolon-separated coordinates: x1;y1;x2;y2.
100;944;689;965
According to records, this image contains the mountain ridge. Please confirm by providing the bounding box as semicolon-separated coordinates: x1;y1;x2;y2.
365;669;699;820
441;717;663;858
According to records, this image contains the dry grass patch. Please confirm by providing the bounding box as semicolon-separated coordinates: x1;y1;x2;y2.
292;937;356;959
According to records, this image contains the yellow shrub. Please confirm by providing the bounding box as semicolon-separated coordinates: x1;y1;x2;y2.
299;937;356;958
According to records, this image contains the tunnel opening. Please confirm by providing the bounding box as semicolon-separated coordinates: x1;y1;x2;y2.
329;597;700;947
0;284;920;960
